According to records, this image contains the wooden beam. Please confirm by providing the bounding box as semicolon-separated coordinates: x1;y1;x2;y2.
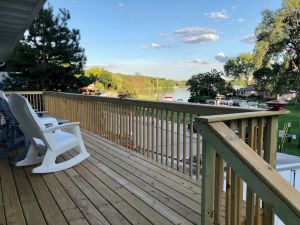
198;121;300;225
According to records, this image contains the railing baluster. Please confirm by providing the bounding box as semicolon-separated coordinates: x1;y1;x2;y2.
151;108;155;160
177;112;181;171
135;106;139;151
183;112;186;174
189;113;193;176
214;153;224;225
147;108;150;158
160;109;164;164
201;140;215;225
246;119;256;225
171;111;175;169
156;109;159;162
166;110;169;166
263;116;278;225
196;130;201;179
143;107;146;155
139;107;142;153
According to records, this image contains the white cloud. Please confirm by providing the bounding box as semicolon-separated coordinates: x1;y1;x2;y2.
190;58;209;64
207;10;229;20
151;43;171;49
237;18;245;22
215;52;229;63
183;34;219;43
174;27;219;44
117;2;124;7
242;34;256;43
140;44;148;49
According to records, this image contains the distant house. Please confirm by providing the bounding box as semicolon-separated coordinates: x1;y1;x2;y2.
278;90;297;101
236;85;257;97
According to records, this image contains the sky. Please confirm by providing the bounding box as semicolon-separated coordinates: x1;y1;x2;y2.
47;0;282;80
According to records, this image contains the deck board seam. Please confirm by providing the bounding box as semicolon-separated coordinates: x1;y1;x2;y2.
13;165;48;225
24;166;69;225
53;169;110;225
41;171;90;225
60;163;132;225
81;131;202;195
61;152;154;225
78;147;196;225
67;151;169;224
84;141;202;216
1;157;26;225
81;129;201;187
69;151;175;225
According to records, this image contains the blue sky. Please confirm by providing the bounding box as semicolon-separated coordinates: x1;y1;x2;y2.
48;0;282;80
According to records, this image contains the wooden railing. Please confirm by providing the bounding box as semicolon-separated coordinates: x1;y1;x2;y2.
43;91;259;178
41;91;299;224
5;91;44;111
196;111;300;225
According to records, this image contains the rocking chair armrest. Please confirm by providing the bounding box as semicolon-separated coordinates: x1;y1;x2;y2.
41;122;80;133
35;111;48;116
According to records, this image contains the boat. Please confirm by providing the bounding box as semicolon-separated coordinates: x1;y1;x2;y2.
163;95;174;101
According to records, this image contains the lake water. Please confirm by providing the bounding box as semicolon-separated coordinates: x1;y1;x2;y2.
136;87;191;102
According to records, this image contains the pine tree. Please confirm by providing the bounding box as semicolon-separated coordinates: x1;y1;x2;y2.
4;4;87;91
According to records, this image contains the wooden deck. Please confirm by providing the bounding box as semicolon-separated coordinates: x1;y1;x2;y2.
0;129;247;225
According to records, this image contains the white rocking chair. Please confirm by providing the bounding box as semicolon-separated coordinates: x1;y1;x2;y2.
9;94;90;173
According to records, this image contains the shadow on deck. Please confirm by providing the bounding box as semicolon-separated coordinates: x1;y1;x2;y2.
0;129;247;225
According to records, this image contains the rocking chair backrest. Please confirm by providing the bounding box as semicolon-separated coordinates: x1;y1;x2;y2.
0;91;8;102
0;91;18;124
9;94;45;140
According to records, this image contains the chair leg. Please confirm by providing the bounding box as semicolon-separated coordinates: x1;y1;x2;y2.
15;144;44;166
32;146;89;174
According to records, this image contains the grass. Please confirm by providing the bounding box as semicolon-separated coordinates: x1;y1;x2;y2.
278;103;300;156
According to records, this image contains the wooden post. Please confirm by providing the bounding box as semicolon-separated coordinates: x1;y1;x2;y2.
201;139;216;225
263;116;278;225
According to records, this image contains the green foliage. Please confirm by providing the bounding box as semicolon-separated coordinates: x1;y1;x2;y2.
224;53;255;86
254;0;300;76
187;69;226;100
85;67;112;89
83;67;186;97
4;4;86;91
253;67;276;95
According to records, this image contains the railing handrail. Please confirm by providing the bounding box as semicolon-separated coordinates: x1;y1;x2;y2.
198;120;300;225
5;91;44;94
44;91;261;115
197;110;289;123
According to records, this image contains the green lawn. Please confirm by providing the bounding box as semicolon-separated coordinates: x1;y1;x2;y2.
278;103;300;156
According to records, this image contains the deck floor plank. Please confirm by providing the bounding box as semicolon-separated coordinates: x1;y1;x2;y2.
63;167;131;225
0;128;249;225
24;167;69;225
61;153;153;225
68;152;175;225
42;173;90;225
54;170;110;225
12;166;47;225
82;142;202;225
0;162;6;225
82;130;202;190
82;132;202;203
0;159;26;225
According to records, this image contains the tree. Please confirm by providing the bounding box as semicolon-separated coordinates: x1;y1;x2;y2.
85;67;113;89
253;67;276;96
224;53;255;86
254;0;300;83
187;70;226;101
4;4;86;91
